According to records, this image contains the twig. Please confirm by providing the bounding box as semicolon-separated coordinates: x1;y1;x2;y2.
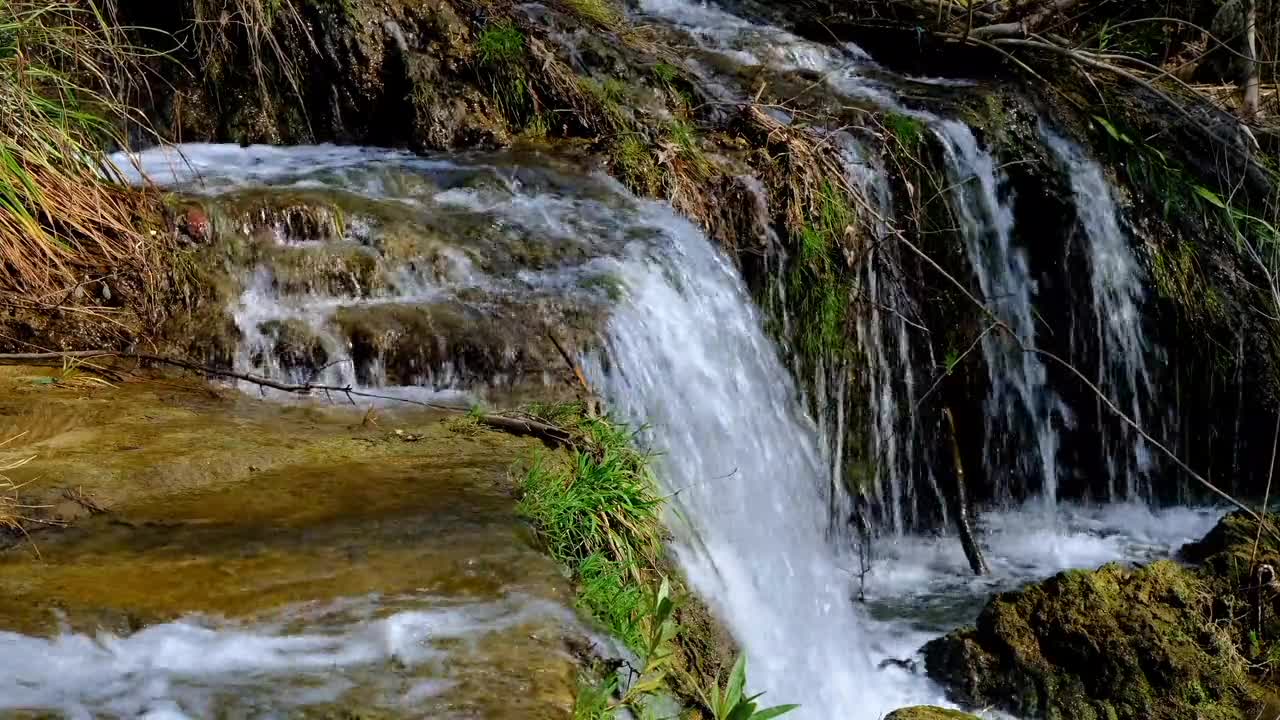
1251;410;1280;565
0;350;579;447
1030;346;1272;530
915;322;999;411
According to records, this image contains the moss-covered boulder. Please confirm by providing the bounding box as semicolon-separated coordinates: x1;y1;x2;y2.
923;512;1280;720
884;706;981;720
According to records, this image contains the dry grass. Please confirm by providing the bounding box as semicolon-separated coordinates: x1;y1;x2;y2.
0;434;36;533
0;1;164;295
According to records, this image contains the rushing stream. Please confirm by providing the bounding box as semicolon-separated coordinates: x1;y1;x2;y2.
15;0;1221;715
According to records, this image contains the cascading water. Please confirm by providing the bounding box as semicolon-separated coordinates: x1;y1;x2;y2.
92;3;1222;712
935;121;1070;507
584;206;890;717
1043;128;1158;502
97;123;1228;718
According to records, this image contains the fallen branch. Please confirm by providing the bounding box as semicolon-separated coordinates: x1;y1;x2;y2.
0;350;577;448
943;407;989;575
476;414;575;447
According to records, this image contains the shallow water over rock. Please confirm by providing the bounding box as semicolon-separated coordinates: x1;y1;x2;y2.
0;369;585;718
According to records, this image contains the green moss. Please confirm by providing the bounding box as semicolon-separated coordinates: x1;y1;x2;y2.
925;548;1257;720
579;272;626;301
884;708;981;720
1149;238;1226;323
884;111;926;150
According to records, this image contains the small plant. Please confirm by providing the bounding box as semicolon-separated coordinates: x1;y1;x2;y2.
517;408;664;650
478;21;527;65
613;136;661;196
944;348;961;375
476;21;530;121
574;578;681;717
695;655;798;720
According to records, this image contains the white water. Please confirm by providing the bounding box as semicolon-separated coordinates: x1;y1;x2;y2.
586;205;893;717
0;594;575;719
1043;129;1157;501
582;166;1224;717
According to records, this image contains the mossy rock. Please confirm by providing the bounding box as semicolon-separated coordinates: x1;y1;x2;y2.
923;559;1253;720
884;707;981;720
924;510;1280;720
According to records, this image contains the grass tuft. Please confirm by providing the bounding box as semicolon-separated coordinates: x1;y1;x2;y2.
0;1;162;294
476;21;530;121
612;135;661;196
516;404;664;651
652;62;679;86
477;21;527;65
562;0;622;27
790;182;856;359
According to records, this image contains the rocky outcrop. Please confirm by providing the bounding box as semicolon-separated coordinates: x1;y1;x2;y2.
923;512;1280;720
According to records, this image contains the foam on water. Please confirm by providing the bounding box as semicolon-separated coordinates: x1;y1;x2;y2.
110;143;446;192
0;594;573;719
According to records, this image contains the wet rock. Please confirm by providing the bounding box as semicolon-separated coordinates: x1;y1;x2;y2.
331;298;601;390
922;553;1257;720
256;319;331;376
884;707;981;720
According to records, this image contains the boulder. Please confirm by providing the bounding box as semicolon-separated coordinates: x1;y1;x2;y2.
922;512;1280;720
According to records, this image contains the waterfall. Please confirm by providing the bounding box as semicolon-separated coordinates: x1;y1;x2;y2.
586;203;925;718
935;121;1069;506
1043;128;1156;502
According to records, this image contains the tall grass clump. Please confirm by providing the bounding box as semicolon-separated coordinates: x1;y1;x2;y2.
516;402;664;651
475;20;531;122
0;1;156;293
562;0;622;27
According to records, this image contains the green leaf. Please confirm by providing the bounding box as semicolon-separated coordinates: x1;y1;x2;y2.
752;704;801;720
727;701;758;720
726;655;748;711
1091;115;1131;144
1192;184;1227;209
